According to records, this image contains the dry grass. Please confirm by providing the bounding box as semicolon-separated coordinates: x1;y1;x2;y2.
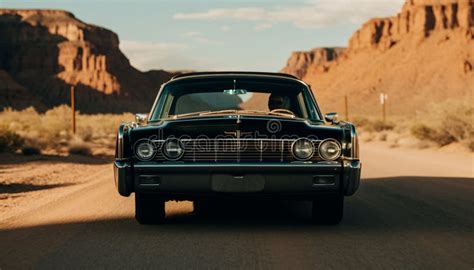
0;106;134;154
410;100;473;150
68;142;92;156
349;100;473;152
0;130;24;153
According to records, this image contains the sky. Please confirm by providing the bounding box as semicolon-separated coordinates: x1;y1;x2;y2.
1;0;404;72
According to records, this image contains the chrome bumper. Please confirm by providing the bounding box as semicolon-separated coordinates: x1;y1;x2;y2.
113;160;361;197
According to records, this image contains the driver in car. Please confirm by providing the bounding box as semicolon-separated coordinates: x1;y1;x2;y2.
268;94;291;111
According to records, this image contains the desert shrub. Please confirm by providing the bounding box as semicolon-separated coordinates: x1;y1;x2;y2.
0;106;134;153
350;116;370;128
68;142;92;156
467;140;474;152
0;130;24;153
21;146;41;155
410;124;456;146
366;120;395;132
411;100;473;149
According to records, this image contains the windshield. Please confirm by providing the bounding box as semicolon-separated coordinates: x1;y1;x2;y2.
150;78;320;121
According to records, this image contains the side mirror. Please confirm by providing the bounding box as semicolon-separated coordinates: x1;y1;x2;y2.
324;112;339;124
135;114;148;125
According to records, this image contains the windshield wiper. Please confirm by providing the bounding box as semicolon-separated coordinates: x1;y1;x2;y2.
173;109;297;119
172;110;211;119
199;109;296;118
238;109;296;118
198;109;239;116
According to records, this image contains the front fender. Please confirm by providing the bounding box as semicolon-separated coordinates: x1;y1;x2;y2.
114;124;134;196
114;160;133;197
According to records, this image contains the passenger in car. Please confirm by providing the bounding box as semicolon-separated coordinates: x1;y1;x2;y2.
268;94;291;111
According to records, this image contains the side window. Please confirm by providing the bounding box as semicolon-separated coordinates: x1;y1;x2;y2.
161;93;174;118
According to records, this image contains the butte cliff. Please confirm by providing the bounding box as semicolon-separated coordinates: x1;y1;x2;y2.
281;0;474;116
0;9;176;113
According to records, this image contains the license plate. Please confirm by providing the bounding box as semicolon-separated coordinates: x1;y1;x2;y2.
211;174;265;192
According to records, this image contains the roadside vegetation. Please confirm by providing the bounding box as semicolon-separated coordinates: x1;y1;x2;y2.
350;100;473;152
0;106;133;156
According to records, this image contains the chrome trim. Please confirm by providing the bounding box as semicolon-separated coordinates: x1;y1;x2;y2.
116;124;126;159
312;183;337;186
148;138;324;163
134;163;341;169
151;138;323;142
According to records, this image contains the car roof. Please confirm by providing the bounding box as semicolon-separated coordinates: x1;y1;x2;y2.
171;71;299;81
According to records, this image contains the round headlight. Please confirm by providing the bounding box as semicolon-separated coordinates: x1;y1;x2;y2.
292;138;315;161
318;139;342;161
162;139;184;160
135;141;155;160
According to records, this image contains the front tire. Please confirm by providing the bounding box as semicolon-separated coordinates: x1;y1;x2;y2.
135;193;165;225
312;194;344;225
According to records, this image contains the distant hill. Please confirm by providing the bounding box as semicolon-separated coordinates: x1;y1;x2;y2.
279;0;474;117
0;9;177;113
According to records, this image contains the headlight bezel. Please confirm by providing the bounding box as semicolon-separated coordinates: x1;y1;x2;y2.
162;138;185;161
134;140;156;160
318;138;342;161
291;138;315;161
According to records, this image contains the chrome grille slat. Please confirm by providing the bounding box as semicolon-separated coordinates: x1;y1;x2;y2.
153;139;322;163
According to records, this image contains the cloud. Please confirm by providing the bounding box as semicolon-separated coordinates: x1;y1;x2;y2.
120;40;191;71
255;23;272;31
173;0;404;29
181;31;201;38
174;7;265;21
180;31;223;45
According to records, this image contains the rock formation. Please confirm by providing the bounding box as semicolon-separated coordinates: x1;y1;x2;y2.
280;0;474;116
0;9;176;113
280;48;345;78
348;0;474;52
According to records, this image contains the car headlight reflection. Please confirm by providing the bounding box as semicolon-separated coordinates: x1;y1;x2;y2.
319;139;342;161
163;139;185;160
135;141;155;160
292;138;315;161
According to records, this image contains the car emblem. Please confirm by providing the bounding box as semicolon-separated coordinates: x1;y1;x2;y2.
224;130;252;138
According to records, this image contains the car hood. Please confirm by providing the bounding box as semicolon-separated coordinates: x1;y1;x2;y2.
129;115;344;142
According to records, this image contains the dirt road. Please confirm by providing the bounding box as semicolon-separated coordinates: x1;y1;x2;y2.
0;143;473;269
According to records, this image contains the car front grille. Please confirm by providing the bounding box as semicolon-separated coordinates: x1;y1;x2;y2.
152;139;323;163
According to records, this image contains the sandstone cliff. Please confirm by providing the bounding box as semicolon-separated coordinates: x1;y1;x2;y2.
0;9;176;113
280;0;474;116
280;48;345;78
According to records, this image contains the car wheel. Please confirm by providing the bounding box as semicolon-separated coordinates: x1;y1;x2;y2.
135;193;165;225
312;194;344;225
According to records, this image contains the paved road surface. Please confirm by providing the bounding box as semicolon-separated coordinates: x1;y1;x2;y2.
1;143;473;269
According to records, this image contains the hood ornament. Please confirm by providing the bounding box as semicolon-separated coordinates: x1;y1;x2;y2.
224;130;252;138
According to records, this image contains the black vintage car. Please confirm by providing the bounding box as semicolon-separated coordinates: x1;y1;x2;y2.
114;71;361;225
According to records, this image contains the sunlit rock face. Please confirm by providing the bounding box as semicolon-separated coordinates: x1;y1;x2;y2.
279;0;474;116
348;0;474;52
0;9;175;113
280;48;346;78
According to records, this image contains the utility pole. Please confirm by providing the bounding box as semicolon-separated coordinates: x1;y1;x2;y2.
344;95;349;121
70;86;76;134
380;93;388;123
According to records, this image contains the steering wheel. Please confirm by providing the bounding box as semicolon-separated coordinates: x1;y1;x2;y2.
270;109;296;116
